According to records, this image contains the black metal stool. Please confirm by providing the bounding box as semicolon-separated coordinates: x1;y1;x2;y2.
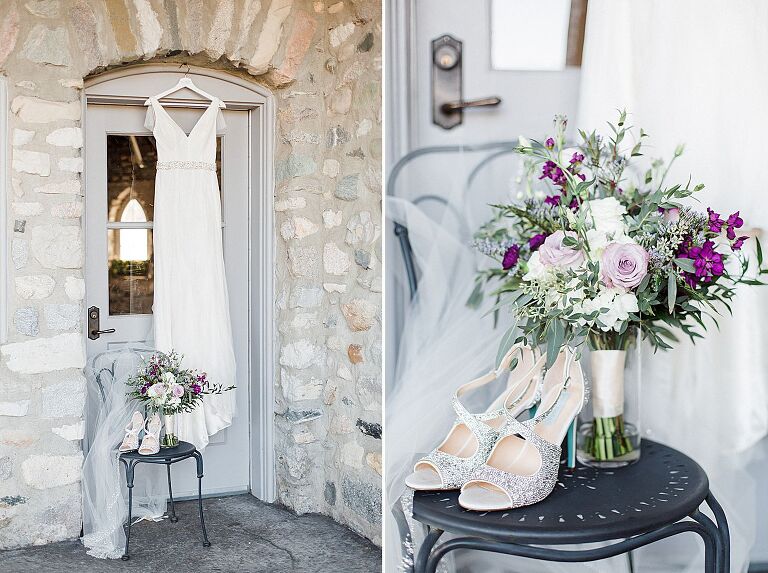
409;440;729;573
118;440;211;560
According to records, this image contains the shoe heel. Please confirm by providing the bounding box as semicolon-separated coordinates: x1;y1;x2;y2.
566;417;577;469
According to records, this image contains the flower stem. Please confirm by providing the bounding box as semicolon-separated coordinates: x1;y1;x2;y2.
588;414;634;461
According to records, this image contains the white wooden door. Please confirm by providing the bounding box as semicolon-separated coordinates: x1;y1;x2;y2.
85;100;251;497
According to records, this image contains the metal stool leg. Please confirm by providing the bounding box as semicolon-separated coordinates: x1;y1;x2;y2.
414;527;443;573
706;492;730;573
693;508;727;573
193;451;211;547
121;460;136;561
691;510;718;573
166;464;178;523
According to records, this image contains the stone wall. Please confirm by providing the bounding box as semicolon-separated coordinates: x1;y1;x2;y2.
0;0;382;548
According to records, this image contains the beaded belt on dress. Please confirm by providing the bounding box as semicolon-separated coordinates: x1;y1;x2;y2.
156;161;216;171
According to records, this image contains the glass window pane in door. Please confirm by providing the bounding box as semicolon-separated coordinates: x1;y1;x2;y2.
108;228;154;315
107;135;156;223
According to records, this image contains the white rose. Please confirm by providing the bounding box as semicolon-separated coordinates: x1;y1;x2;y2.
522;252;553;282
596;289;639;332
583;197;628;236
162;371;176;385
586;228;636;258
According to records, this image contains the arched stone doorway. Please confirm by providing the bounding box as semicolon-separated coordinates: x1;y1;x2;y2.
0;0;382;547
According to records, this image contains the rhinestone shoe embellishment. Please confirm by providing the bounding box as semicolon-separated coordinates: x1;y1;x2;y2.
467;417;562;508
415;397;507;490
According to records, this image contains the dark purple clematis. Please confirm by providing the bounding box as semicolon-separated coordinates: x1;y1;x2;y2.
528;233;547;251
731;236;748;251
502;245;520;270
540;160;567;187
707;207;725;234
545;137;555;149
726;211;744;240
689;240;725;282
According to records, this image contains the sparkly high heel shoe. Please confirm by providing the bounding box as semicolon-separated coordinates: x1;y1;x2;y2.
138;413;162;455
405;344;546;491
459;347;585;511
118;411;145;453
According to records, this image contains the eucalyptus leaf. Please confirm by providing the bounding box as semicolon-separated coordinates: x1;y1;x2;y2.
545;320;565;369
495;322;519;370
673;258;696;273
667;274;677;314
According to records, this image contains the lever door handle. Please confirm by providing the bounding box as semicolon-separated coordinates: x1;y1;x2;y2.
90;328;116;337
441;96;502;113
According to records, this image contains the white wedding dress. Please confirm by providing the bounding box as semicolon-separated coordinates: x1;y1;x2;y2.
145;97;236;450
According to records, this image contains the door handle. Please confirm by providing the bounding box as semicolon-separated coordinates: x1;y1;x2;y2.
441;96;502;113
88;306;115;340
91;328;116;337
432;34;502;129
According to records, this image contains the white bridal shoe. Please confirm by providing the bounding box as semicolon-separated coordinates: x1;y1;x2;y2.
459;347;586;511
138;413;162;455
118;411;145;453
405;344;546;491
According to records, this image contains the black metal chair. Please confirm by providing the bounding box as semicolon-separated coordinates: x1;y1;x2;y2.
408;440;729;573
119;441;210;560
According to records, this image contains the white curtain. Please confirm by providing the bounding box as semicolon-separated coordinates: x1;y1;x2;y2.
577;1;768;571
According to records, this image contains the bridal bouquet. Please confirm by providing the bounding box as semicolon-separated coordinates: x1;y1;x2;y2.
127;351;234;416
472;112;767;463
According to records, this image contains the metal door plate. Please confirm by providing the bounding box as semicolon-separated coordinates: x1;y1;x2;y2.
432;34;463;130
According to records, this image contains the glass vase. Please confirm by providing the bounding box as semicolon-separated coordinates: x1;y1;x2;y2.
576;327;642;468
161;413;179;448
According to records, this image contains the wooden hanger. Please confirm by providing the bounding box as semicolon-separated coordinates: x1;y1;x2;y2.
144;64;226;108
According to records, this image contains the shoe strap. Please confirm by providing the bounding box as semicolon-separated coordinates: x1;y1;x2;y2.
530;347;580;425
453;342;534;400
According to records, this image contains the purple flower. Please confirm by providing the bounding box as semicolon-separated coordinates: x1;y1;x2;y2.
539;230;585;269
528;233;547;251
707;207;725;234
192;384;202;394
545;137;555;149
540;160;567;187
731;236;748;251
727;211;743;228
726;211;744;240
544;194;561;206
502;245;520;270
685;240;724;286
600;242;649;289
569;152;585;164
140;384;149;395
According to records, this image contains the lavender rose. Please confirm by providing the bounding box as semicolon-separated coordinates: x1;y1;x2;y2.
539;230;585;269
600;242;649;289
